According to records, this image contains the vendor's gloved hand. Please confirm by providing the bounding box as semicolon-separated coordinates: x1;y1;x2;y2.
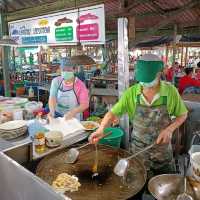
64;110;76;120
89;128;104;144
156;128;173;144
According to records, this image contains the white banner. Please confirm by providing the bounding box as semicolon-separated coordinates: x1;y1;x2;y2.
8;4;105;45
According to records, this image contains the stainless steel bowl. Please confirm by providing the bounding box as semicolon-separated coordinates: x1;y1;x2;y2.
148;174;200;200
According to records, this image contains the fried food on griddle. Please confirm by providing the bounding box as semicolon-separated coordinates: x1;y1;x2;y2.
52;173;81;192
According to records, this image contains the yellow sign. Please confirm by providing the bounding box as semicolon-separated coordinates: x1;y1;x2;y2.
38;19;48;26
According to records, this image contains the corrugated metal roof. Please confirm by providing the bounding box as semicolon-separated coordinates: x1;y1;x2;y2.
1;0;200;33
105;0;200;31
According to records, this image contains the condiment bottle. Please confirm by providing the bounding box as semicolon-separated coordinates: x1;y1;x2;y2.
28;86;34;98
34;132;46;154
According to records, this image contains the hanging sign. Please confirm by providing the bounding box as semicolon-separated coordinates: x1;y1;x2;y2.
8;4;105;45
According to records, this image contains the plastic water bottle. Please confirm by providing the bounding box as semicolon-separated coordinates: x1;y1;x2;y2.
28;86;34;98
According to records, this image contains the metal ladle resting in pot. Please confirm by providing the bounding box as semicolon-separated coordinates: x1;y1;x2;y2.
65;132;112;164
176;156;193;200
114;143;156;177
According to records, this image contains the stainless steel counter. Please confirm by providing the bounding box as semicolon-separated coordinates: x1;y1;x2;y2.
0;136;32;153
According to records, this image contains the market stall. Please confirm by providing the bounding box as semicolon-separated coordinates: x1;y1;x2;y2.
1;0;200;200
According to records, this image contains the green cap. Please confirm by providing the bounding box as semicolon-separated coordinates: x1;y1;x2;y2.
135;54;164;83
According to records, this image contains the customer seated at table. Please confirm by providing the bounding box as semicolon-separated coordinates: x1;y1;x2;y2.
178;67;200;95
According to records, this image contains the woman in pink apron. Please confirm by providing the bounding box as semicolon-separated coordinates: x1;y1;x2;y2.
48;65;89;121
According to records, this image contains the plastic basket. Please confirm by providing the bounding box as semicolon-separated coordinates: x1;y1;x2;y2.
13;82;24;92
16;87;25;96
99;127;124;148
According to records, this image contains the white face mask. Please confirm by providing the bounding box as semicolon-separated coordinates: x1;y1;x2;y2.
140;78;159;88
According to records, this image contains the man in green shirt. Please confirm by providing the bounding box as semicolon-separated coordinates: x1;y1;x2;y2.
90;54;187;177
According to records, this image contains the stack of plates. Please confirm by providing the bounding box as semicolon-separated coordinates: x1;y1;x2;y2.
0;120;27;140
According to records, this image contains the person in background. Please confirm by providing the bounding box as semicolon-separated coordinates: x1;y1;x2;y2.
74;65;86;82
29;53;34;66
162;64;169;81
165;64;175;82
174;62;182;74
178;67;200;95
195;61;200;80
48;64;89;121
90;54;187;183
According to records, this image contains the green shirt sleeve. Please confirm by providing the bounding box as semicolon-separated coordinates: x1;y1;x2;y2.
111;93;128;117
167;84;188;117
111;85;138;119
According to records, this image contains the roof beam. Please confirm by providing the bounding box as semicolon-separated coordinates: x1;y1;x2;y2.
129;0;200;47
126;0;151;11
7;0;103;21
106;25;200;38
24;0;40;5
2;0;16;11
112;0;167;18
14;0;27;7
150;1;166;16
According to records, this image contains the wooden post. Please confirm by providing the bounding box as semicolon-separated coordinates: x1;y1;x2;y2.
2;46;11;97
0;10;11;97
47;47;51;63
185;47;188;67
38;46;42;84
128;16;136;42
181;45;184;66
166;45;169;64
172;24;177;64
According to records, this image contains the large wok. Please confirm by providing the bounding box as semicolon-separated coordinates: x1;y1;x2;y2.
36;144;147;200
148;174;200;200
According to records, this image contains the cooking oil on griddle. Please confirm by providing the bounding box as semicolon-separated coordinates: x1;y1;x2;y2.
76;166;113;186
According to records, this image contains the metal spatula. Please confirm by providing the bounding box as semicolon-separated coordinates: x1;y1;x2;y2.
65;131;112;164
176;156;193;200
114;143;155;177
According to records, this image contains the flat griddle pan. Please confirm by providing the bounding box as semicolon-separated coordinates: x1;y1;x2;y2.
36;144;147;200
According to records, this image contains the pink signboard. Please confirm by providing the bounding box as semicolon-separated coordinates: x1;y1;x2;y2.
76;23;99;40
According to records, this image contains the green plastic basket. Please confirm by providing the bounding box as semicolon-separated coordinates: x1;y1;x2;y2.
99;127;124;148
13;82;24;92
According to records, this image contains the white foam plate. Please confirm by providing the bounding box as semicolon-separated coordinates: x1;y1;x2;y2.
0;120;27;130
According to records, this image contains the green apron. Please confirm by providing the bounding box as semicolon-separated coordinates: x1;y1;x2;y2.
130;95;175;178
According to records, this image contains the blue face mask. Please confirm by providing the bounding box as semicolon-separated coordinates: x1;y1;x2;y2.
140;78;159;88
61;71;74;80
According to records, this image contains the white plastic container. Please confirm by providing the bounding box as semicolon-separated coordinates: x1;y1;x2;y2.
189;133;200;182
13;109;23;120
191;152;200;182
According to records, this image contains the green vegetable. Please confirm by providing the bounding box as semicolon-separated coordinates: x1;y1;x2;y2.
86;116;101;122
